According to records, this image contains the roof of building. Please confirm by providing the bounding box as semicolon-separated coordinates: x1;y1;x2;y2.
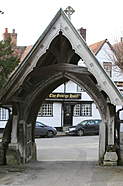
14;46;26;59
20;45;33;62
89;39;107;55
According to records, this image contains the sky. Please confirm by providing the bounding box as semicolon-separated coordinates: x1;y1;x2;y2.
1;0;123;46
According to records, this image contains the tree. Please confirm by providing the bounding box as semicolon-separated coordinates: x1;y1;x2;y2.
0;38;19;88
113;41;123;71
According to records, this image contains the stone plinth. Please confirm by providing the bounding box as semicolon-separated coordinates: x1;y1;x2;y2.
103;151;118;166
6;144;22;165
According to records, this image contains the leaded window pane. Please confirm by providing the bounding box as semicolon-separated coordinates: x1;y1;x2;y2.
38;103;53;117
74;103;92;117
74;104;80;116
0;108;9;120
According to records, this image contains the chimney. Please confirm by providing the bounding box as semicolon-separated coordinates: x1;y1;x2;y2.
5;28;8;33
3;28;10;41
78;27;86;41
3;28;17;47
10;29;17;46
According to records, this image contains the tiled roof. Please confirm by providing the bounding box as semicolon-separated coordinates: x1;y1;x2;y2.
14;46;26;59
89;39;107;55
20;45;33;62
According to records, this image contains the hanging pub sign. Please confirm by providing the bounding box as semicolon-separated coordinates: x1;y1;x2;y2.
48;93;81;99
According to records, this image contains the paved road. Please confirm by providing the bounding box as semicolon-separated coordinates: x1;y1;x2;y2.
36;135;99;161
1;136;123;186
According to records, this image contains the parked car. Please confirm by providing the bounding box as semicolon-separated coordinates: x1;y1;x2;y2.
35;121;57;138
65;119;102;136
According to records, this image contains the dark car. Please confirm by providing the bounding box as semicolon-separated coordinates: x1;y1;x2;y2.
65;119;102;136
35;121;57;138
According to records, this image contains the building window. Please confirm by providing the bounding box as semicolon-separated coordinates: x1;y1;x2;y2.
74;103;92;116
103;62;112;77
38;103;53;117
73;104;80;116
0;108;9;120
77;85;85;92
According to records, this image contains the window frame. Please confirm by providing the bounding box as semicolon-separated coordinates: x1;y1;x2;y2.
0;108;9;121
74;103;92;117
38;103;53;117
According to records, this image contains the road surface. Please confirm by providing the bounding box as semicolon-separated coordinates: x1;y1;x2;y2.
0;136;123;186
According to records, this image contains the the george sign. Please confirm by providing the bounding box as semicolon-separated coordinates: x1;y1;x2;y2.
48;93;81;99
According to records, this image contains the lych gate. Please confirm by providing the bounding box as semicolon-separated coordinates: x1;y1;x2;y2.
0;9;123;165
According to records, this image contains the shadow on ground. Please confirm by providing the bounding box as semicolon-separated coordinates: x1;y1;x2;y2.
1;161;123;186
